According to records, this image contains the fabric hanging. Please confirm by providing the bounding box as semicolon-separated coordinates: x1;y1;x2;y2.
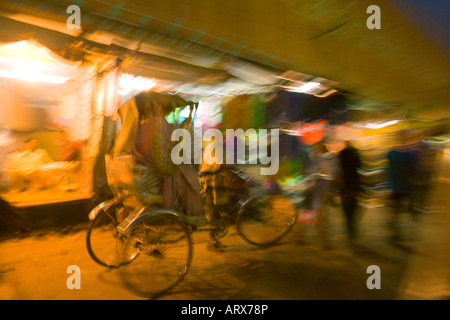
194;97;222;131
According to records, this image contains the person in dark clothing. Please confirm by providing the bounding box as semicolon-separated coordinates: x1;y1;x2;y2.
337;141;361;244
386;130;418;243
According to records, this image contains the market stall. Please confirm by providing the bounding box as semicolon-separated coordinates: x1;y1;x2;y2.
0;40;113;207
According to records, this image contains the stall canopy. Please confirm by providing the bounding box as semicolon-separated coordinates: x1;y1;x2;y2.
0;0;448;115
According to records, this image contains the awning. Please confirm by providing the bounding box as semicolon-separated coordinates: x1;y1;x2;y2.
0;0;448;114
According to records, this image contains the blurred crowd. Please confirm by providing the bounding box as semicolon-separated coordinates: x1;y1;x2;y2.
292;125;445;250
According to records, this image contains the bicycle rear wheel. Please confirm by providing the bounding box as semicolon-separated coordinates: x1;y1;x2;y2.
86;200;138;267
119;210;193;298
236;193;296;247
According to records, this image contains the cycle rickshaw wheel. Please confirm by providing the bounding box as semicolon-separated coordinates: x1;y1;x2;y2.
119;210;193;298
86;201;139;268
236;193;297;247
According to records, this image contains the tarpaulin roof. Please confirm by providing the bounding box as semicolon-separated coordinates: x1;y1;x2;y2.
0;0;448;114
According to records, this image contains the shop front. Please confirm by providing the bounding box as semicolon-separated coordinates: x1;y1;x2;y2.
0;40;113;208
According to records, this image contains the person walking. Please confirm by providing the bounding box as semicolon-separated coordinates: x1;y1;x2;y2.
386;130;418;244
337;140;362;246
303;139;340;249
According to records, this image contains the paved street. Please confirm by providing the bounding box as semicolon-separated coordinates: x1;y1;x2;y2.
0;152;449;301
0;204;448;300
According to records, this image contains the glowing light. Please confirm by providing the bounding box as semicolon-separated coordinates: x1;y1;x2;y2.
0;69;69;84
314;89;338;98
3;40;27;50
0;57;70;84
118;73;156;95
286;81;321;93
359;120;401;129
